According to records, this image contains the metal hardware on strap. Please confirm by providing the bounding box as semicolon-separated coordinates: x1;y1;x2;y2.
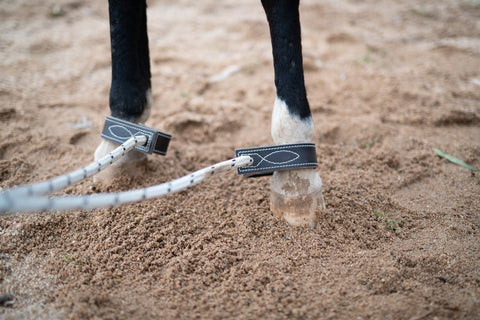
235;143;318;177
100;116;171;155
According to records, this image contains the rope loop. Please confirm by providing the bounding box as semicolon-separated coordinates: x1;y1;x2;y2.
0;135;253;214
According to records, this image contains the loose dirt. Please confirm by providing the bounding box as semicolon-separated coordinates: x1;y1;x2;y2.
1;0;479;319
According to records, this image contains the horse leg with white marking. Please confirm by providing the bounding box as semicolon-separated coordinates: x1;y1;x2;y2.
94;0;151;181
262;0;325;227
95;0;324;226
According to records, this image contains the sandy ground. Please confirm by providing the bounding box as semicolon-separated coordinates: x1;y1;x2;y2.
1;0;480;319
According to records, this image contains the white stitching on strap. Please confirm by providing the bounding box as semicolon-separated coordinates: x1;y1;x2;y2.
237;144;317;173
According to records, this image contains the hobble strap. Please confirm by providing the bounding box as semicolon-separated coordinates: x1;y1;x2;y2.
101;116;171;155
235;143;318;177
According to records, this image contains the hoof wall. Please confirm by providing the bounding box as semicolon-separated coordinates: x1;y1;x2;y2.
93;139;147;184
270;169;325;228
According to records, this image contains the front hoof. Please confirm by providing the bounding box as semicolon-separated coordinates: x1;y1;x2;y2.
270;169;325;228
93;139;147;184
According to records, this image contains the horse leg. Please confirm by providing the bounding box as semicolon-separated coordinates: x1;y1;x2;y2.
94;0;151;181
261;0;325;227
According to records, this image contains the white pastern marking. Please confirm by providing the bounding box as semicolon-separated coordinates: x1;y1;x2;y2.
271;97;313;144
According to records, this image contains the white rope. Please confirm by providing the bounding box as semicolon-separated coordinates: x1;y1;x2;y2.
0;155;253;214
3;136;147;198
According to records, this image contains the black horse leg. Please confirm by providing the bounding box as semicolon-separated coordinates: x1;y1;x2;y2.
261;0;325;227
108;0;151;123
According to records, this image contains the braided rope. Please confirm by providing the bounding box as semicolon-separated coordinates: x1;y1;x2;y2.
3;136;147;198
0;155;253;214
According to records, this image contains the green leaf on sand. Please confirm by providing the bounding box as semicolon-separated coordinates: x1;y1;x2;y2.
434;148;476;171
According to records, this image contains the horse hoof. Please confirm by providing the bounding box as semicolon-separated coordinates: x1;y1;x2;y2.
93;139;147;184
270;168;325;228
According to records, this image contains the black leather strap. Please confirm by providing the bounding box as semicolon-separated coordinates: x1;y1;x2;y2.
100;116;171;155
235;143;318;177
